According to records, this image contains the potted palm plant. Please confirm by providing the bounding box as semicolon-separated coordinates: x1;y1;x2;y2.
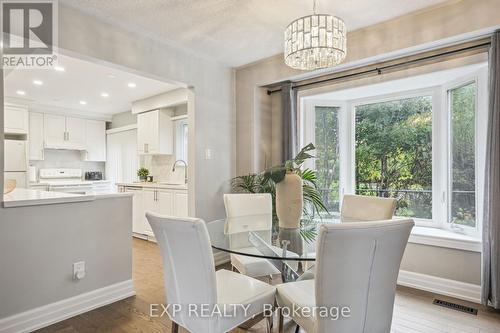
231;143;328;253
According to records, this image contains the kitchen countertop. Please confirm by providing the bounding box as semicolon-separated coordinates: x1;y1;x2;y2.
3;188;131;208
3;188;94;208
116;182;188;190
30;180;112;186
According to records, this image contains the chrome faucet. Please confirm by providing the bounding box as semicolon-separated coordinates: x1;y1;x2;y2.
172;160;188;184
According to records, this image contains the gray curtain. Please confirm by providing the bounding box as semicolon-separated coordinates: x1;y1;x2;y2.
482;30;500;308
281;82;298;162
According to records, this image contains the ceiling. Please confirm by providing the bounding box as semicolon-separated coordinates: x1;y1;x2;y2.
306;62;487;101
61;0;449;67
4;54;180;116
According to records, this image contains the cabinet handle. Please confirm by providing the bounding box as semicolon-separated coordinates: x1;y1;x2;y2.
67;131;70;141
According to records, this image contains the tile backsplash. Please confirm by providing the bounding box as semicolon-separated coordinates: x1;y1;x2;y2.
30;150;105;180
140;155;186;184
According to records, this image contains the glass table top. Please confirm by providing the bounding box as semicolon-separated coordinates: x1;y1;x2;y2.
206;217;340;262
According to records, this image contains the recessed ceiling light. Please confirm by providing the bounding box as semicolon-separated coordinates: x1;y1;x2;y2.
127;82;136;88
100;92;109;98
79;100;87;105
16;90;26;96
33;79;43;85
54;66;65;72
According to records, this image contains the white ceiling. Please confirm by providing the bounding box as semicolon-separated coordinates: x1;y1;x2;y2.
4;54;180;116
305;62;487;101
61;0;449;67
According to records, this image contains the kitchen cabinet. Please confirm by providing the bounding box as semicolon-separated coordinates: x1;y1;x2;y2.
5;104;28;135
43;114;66;148
65;117;86;148
137;109;173;154
84;120;106;161
126;187;146;236
142;189;156;234
43;114;86;150
29;112;44;160
173;191;188;217
123;185;188;237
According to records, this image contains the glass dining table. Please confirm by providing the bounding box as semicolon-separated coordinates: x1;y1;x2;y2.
206;216;339;282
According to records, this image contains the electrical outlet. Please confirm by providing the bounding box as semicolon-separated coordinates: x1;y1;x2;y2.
73;261;86;280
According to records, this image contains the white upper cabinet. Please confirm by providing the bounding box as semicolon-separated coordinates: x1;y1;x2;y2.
65;117;86;149
84;120;106;161
137;109;173;154
5;104;28;135
29;112;44;160
43;114;66;148
43;115;87;150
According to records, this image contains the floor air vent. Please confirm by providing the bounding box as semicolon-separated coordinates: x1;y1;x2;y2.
433;299;478;315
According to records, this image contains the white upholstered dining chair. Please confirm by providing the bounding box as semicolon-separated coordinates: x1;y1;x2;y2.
277;219;414;333
341;194;397;222
224;193;297;278
299;194;398;281
147;213;276;333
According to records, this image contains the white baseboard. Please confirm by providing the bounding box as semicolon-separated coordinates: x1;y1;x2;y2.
398;270;481;303
0;280;135;333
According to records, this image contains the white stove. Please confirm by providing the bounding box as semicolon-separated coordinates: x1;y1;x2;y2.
39;169;94;194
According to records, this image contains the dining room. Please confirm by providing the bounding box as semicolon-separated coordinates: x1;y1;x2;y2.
3;1;500;333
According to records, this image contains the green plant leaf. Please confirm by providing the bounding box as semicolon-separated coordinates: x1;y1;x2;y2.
263;166;287;183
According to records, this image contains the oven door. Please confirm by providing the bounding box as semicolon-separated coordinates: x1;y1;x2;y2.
48;184;93;195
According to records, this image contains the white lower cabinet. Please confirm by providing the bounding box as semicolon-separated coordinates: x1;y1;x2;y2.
173;191;188;217
124;186;188;238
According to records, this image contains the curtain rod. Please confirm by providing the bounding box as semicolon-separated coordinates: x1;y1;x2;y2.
266;40;491;95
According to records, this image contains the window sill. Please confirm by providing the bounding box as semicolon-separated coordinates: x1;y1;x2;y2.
409;226;481;252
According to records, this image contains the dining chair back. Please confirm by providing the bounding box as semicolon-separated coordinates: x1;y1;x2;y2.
341;194;397;222
315;219;414;333
224;193;273;247
147;213;217;332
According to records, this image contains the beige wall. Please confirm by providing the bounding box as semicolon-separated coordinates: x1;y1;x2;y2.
234;0;500;286
235;0;500;175
109;111;137;129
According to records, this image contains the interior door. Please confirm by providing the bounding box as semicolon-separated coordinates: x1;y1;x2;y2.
66;117;86;148
43;114;66;148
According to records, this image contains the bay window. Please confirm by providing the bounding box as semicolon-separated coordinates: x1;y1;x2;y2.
301;67;487;237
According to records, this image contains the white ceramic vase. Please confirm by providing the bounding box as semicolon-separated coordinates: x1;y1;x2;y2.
276;171;303;229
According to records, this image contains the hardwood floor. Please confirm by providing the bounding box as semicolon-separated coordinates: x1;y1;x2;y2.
36;238;500;333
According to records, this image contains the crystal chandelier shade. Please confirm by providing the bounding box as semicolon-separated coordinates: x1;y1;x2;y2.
284;13;347;70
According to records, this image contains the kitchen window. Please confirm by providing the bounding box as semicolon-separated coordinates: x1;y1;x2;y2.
301;68;487;238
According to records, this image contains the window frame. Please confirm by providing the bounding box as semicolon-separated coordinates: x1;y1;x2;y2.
301;99;348;214
348;87;442;227
299;67;487;238
441;68;488;238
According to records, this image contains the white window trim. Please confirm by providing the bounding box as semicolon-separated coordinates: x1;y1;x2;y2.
300;67;488;243
348;87;442;228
